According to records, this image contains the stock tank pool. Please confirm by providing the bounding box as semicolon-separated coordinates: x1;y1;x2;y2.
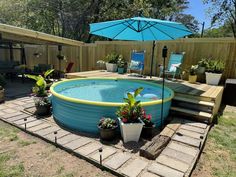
50;78;174;134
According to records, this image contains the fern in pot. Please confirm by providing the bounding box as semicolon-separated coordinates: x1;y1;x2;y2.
116;87;144;143
205;59;225;85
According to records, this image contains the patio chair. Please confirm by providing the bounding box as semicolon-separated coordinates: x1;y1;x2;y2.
128;50;145;77
65;62;74;73
159;52;185;79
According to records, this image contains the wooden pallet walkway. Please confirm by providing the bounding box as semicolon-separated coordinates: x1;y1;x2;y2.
0;96;210;177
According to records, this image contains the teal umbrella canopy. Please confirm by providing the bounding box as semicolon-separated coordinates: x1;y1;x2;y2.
90;16;192;41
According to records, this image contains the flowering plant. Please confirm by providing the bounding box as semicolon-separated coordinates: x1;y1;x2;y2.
140;108;153;127
116;87;145;123
98;117;117;129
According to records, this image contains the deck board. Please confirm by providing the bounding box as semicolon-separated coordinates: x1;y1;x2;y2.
65;70;223;101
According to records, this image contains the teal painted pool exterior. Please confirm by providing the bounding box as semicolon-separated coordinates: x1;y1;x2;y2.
51;79;174;134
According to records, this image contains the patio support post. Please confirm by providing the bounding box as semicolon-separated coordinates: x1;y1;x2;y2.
161;46;168;129
150;41;156;78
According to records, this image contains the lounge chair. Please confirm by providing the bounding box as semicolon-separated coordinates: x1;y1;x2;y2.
159;52;185;79
128;50;145;77
65;62;74;73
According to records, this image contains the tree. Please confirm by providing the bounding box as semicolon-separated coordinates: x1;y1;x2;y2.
203;0;236;38
0;0;193;42
173;14;199;33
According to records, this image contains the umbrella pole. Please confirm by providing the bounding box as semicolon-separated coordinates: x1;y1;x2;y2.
150;41;156;78
161;46;168;129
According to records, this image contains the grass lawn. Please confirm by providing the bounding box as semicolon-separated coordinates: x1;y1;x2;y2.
0;120;114;177
192;105;236;177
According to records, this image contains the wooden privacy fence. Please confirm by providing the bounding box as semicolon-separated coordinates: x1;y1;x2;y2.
1;38;236;80
80;38;236;81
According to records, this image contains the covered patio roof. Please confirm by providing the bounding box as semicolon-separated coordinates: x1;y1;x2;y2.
0;23;84;46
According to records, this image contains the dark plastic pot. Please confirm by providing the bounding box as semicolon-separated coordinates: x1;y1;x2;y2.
98;125;117;141
141;125;155;139
118;67;125;74
36;104;51;116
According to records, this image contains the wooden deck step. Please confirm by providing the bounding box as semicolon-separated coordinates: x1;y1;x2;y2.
175;92;214;102
173;96;214;107
170;107;212;123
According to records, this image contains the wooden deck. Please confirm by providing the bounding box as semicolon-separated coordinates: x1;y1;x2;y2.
65;70;224;122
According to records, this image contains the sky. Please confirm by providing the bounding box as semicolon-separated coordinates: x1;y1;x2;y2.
184;0;212;31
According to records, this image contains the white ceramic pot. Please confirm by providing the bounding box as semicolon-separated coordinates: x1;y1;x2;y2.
118;117;144;143
106;63;117;72
205;72;222;85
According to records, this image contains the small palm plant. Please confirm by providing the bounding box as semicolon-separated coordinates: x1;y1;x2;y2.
116;87;144;123
25;69;54;116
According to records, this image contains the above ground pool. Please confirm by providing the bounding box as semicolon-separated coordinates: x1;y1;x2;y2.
50;78;174;134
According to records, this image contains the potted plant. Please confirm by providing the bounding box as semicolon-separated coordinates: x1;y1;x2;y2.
197;58;208;74
140;109;154;139
103;53;119;72
98;117;118;141
117;55;127;74
205;59;225;85
0;75;6;103
188;65;198;83
116;87;144;143
25;69;53;116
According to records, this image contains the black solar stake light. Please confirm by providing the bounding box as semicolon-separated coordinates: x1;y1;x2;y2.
161;46;168;129
99;147;103;166
54;131;58;144
24;118;27;130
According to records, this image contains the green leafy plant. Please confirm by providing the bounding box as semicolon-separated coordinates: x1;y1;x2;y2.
206;59;225;73
98;117;117;129
103;52;120;64
25;69;54;96
34;97;50;107
198;58;209;67
116;87;145;123
189;65;199;75
117;55;127;68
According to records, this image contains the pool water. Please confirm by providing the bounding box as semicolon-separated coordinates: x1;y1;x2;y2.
56;79;171;103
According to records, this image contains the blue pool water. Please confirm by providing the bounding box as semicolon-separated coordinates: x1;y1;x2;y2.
55;79;171;103
51;78;174;134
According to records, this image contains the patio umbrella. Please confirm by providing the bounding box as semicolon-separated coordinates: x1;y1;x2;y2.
89;15;192;77
89;14;192;128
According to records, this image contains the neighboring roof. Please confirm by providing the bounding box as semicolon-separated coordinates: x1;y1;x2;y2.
0;23;84;46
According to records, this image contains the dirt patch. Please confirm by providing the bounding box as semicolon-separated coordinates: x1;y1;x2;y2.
0;121;114;177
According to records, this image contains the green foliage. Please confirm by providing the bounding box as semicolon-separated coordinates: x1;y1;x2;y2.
103;53;121;64
203;0;236;38
98;117;117;129
0;0;191;42
206;59;225;73
189;65;199;75
198;58;209;67
117;55;127;68
116;87;144;123
25;69;54;96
